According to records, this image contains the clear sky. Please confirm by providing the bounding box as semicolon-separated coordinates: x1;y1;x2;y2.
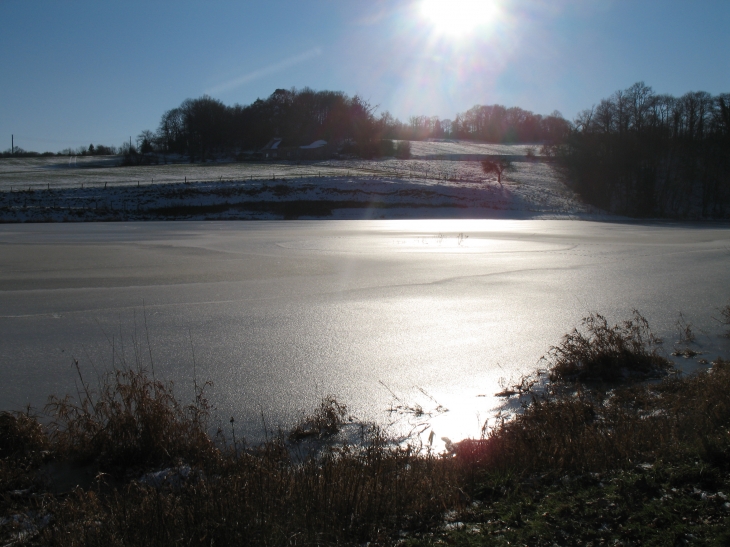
2;0;729;152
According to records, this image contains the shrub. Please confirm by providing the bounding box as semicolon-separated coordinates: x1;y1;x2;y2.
546;310;671;384
46;367;216;469
288;395;349;441
539;143;556;158
394;140;411;159
0;410;47;459
379;139;395;157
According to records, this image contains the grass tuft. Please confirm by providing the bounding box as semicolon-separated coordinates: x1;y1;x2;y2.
0;409;47;459
45;367;216;470
546;310;671;384
0;409;50;494
288;395;349;441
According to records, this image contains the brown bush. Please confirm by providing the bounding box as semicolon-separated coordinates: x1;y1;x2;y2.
288;395;349;441
45;367;216;469
546;310;671;384
468;358;730;477
0;410;47;459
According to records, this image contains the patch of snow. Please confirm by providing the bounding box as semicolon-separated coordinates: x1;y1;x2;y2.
300;140;327;149
0;153;608;222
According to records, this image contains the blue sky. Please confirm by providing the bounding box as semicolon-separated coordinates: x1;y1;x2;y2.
1;0;729;152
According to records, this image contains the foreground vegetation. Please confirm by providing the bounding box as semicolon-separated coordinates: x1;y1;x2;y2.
2;308;730;545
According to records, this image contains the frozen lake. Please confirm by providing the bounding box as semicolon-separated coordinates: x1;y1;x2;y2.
1;219;729;445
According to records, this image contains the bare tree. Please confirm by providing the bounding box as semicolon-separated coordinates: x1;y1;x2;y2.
574;107;595;133
481;158;510;185
136;130;155;154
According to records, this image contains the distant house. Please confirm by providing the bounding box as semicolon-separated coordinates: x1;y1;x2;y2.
258;138;331;160
299;139;330;160
259;138;283;159
300;139;327;150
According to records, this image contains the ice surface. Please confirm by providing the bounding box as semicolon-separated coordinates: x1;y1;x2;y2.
1;219;728;446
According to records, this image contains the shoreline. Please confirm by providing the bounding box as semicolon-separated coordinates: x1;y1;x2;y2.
0;176;598;223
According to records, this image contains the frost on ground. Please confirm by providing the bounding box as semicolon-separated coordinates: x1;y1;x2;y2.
0;143;604;222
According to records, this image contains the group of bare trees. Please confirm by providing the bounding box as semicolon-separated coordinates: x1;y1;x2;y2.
560;82;730;217
147;89;385;161
381;105;571;144
1;143;118;158
3;87;569;162
137;87;572;162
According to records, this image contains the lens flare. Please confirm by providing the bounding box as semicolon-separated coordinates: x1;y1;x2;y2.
420;0;498;36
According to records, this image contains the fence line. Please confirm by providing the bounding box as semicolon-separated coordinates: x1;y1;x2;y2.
1;170;488;193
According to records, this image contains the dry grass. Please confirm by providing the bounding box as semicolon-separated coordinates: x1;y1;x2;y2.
482;357;729;474
460;325;728;477
445;311;727;479
675;311;696;344
0;409;50;494
39;437;459;546
1;367;461;546
546;310;671;384
720;302;730;336
2;310;729;545
45;366;217;470
0;410;48;460
288;395;349;442
34;443;458;545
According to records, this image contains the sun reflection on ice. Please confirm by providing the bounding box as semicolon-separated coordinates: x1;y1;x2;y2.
381;379;508;454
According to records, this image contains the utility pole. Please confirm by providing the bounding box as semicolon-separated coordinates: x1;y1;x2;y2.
11;134;13;155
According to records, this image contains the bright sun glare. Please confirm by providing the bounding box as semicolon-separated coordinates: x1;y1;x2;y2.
420;0;498;36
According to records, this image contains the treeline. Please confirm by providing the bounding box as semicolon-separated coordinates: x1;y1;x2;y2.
152;89;384;161
0;144;118;158
3;88;569;162
8;83;729;219
143;87;568;161
560;82;730;218
389;105;570;143
0;149;56;158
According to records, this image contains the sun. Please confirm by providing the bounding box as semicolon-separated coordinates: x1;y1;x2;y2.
419;0;499;37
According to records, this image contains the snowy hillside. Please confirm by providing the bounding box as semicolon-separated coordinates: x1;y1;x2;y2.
0;143;604;222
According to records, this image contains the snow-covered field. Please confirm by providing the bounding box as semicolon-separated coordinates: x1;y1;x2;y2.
407;139;540;158
0;142;601;221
